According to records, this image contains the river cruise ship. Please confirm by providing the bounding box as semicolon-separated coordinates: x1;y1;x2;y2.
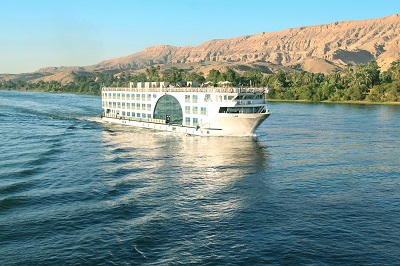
101;81;271;136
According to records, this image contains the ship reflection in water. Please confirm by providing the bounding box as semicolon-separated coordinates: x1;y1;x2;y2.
101;124;270;180
100;124;270;226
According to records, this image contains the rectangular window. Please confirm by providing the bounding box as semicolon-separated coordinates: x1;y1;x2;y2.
136;103;140;109
201;107;207;115
142;103;146;110
185;106;191;114
147;114;151;118
147;104;151;111
142;113;146;118
193;118;198;125
122;111;126;116
136;113;140;118
147;94;151;101
185;117;191;126
136;94;140;101
192;95;198;103
185;95;190;103
192;106;198;115
127;112;131;117
141;94;146;101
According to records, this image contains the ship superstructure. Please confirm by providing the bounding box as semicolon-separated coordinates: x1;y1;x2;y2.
101;81;270;136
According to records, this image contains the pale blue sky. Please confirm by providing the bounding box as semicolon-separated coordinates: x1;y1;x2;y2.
1;0;399;74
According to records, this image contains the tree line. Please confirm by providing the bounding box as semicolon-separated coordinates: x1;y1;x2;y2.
1;60;399;102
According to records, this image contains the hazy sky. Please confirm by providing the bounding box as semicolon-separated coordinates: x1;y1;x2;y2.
1;0;399;74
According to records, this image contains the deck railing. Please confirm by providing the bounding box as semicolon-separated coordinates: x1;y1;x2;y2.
102;86;267;94
102;113;167;124
235;99;267;105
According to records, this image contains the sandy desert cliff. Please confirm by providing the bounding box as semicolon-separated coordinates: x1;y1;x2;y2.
3;14;400;83
89;14;399;69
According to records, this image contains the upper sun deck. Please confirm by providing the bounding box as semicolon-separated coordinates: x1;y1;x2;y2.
102;86;266;94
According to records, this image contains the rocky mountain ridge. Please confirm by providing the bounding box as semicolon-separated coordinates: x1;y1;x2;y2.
2;14;400;83
94;14;399;71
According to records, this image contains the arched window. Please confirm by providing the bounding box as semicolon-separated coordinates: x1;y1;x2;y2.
153;95;183;124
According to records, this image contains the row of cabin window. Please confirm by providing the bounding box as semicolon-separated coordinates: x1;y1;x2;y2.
102;102;208;116
103;93;154;101
119;111;199;125
121;111;152;118
103;93;240;103
185;95;198;103
185;106;207;115
185;117;199;126
103;93;200;103
103;102;151;111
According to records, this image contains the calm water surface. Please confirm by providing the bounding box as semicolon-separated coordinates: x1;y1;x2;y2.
1;91;399;265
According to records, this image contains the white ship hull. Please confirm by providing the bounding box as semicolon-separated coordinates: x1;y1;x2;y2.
102;112;270;136
101;82;271;136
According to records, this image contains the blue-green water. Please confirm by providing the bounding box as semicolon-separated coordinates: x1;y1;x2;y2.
1;91;399;265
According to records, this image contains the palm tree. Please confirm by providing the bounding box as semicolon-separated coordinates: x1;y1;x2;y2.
389;60;400;81
329;68;341;84
162;67;185;85
345;63;353;76
301;72;313;85
145;66;160;81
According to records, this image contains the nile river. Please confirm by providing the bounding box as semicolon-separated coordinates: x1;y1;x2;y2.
1;91;399;265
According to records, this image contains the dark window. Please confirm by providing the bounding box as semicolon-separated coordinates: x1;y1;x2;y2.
153;95;183;124
219;107;228;113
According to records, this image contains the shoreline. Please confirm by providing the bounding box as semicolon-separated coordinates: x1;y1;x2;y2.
267;99;400;105
1;89;399;105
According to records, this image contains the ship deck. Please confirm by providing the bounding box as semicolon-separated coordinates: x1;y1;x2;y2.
102;86;266;94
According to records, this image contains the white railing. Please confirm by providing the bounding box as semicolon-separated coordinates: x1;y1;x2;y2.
102;113;167;124
102;86;266;94
236;100;267;105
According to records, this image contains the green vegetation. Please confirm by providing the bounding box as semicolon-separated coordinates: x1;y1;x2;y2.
1;59;399;103
266;61;399;102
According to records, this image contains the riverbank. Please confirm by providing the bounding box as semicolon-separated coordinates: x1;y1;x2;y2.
2;88;399;105
268;98;400;105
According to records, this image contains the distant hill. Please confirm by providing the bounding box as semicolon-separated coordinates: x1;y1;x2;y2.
2;14;399;84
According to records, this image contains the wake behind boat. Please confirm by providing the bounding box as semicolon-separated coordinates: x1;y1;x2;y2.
101;81;271;136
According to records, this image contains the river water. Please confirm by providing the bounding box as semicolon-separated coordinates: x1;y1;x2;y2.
1;91;399;265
